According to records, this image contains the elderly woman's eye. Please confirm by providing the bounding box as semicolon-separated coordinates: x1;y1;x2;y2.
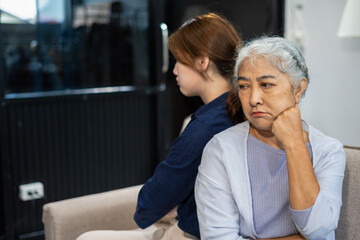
238;84;248;89
261;83;274;88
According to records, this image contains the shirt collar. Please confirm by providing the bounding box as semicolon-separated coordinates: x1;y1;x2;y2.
192;92;229;118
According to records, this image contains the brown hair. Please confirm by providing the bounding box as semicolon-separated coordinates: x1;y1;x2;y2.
168;13;241;79
226;87;245;124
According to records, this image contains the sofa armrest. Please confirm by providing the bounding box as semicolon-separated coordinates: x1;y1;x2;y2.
336;146;360;239
42;184;142;240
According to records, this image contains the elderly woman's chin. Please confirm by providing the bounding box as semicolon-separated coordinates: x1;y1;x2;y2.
249;119;273;132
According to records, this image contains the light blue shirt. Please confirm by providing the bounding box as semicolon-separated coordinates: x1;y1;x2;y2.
247;134;313;237
195;121;345;240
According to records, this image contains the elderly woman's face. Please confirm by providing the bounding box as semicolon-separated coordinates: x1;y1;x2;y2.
237;57;301;132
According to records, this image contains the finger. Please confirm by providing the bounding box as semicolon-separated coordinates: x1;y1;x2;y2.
274;105;295;120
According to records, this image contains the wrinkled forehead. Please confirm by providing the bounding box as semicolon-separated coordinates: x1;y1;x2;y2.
236;55;297;88
238;55;278;74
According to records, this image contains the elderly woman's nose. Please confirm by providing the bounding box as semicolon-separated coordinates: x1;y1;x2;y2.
249;87;262;106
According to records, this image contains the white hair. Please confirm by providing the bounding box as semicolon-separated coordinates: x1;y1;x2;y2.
233;36;309;94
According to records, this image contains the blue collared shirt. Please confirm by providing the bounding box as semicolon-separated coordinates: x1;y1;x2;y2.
134;92;233;238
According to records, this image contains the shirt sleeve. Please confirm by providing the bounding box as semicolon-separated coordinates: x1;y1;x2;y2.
195;138;246;240
290;206;313;229
296;140;346;239
134;119;214;228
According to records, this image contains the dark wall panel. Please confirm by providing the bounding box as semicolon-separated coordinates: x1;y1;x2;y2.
1;93;157;238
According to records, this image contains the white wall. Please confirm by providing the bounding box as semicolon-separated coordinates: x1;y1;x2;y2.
285;0;360;146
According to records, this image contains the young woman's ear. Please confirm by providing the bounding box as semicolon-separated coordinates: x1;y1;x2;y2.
196;57;210;73
295;78;308;103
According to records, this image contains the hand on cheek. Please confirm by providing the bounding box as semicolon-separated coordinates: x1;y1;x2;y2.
271;104;304;149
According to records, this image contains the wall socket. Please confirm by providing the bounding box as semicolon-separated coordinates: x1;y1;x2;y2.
19;182;44;201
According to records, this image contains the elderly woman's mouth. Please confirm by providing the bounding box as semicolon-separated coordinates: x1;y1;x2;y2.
251;111;265;116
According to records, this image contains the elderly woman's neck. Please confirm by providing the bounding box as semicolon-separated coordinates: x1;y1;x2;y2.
249;125;283;150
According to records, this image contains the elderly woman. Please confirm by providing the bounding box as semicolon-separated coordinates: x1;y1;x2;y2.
195;37;346;240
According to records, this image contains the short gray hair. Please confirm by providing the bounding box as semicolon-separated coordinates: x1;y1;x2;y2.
233;36;309;93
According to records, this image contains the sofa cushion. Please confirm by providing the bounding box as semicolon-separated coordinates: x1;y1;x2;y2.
335;146;360;239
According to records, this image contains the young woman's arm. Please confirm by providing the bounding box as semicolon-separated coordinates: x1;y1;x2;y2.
134;120;214;228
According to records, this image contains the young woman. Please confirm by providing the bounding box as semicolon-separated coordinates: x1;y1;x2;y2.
195;37;345;240
77;13;241;240
132;13;241;240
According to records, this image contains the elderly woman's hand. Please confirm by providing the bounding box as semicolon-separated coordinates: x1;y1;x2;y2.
271;104;306;150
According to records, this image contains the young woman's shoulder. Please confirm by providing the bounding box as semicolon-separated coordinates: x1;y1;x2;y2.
194;107;233;134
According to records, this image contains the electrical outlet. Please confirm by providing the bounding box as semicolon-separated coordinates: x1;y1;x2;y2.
19;182;44;201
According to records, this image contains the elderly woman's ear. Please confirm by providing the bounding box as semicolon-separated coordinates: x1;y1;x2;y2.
295;78;308;103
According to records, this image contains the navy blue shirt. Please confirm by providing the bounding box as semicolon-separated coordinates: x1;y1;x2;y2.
134;92;232;238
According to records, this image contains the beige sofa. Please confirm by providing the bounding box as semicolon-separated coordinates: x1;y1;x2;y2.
43;185;143;240
42;145;360;240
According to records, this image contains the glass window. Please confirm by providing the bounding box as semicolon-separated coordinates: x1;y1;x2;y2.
0;0;149;95
0;0;37;24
